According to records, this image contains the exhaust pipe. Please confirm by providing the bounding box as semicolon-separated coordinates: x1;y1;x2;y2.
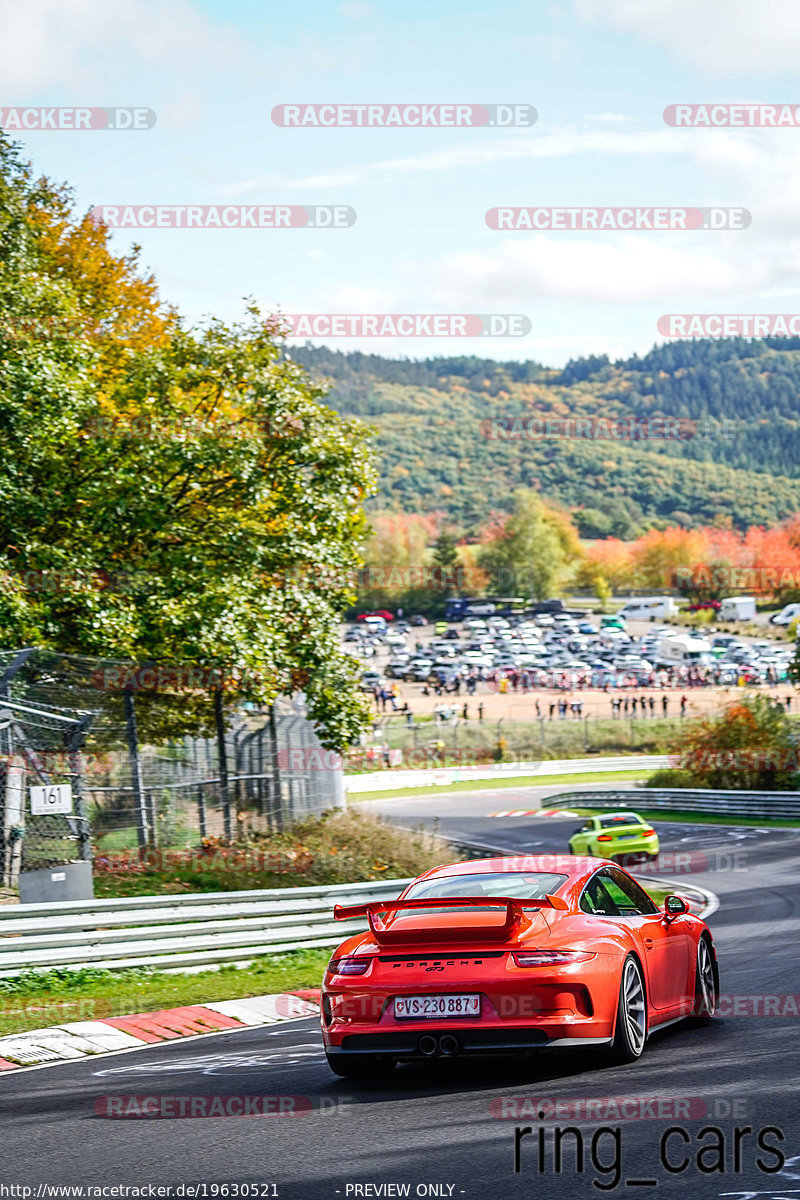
418;1035;438;1056
439;1034;461;1057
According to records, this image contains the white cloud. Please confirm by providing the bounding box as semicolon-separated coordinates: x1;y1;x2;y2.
339;1;376;18
584;112;642;124
574;0;800;74
226;127;681;194
0;0;243;93
394;236;758;306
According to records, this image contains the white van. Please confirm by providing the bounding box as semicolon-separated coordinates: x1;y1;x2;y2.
718;596;756;621
616;597;679;621
362;616;387;633
770;602;800;626
657;634;712;665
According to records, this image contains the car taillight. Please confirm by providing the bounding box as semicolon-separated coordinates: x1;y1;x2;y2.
596;834;613;842
326;956;373;976
512;950;596;967
641;829;656;838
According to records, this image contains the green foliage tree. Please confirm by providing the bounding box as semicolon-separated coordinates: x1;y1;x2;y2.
0;135;376;748
593;573;611;612
478;489;574;600
432;530;459;571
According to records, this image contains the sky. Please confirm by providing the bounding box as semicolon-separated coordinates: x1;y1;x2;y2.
3;0;800;365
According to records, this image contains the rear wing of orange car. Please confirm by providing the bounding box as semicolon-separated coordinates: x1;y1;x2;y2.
333;894;569;944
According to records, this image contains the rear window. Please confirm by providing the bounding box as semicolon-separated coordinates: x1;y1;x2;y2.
599;814;643;829
404;872;568;901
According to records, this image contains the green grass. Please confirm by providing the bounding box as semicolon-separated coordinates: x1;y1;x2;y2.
0;950;331;1039
351;768;649;801
354;717;687;766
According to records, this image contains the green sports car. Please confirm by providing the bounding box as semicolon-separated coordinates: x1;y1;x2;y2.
569;811;660;863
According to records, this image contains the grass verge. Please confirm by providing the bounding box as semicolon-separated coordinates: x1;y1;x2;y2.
0;949;332;1039
351;768;648;801
93;810;450;898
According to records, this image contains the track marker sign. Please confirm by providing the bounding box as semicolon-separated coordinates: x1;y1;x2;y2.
30;784;73;815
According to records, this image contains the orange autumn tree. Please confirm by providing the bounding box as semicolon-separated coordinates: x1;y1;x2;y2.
667;696;800;791
585;518;800;601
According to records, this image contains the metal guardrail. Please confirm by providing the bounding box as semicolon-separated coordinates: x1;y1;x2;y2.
0;837;726;979
0;878;411;977
546;788;800;819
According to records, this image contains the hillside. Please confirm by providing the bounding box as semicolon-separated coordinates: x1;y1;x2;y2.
290;340;800;534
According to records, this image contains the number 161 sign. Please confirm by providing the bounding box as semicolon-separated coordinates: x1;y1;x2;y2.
30;785;73;815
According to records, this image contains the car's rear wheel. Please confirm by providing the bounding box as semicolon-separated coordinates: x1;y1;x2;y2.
325;1053;396;1080
609;955;647;1063
691;936;718;1022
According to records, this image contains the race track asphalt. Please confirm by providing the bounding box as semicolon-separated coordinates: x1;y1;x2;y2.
2;783;798;1200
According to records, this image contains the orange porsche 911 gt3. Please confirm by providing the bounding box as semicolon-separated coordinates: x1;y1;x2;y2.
321;855;718;1078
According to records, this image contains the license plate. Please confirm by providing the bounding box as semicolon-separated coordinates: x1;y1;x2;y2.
395;994;481;1020
617;833;639;840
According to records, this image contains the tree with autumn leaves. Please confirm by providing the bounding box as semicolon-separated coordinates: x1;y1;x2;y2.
581;523;800;601
0;135;376;748
651;696;800;792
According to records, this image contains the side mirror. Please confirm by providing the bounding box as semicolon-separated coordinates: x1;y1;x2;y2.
663;895;689;919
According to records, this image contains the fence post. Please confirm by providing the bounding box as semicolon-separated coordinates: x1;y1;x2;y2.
214;689;233;842
123;689;150;851
196;785;208;840
65;710;96;863
268;705;284;832
146;791;158;847
257;728;266;817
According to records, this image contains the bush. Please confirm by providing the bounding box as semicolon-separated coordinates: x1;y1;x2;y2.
643;768;696;788
660;695;800;791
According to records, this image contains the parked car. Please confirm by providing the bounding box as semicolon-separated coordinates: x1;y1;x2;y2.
770;603;800;626
386;659;411;678
616;597;678;621
383;632;408;647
